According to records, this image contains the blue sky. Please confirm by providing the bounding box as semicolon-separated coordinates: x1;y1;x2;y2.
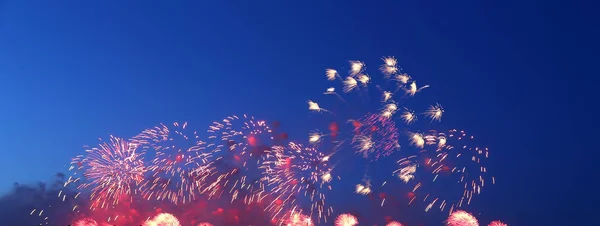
0;0;595;225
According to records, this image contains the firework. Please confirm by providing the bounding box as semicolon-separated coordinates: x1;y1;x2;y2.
196;223;214;226
334;213;358;226
283;212;314;226
398;129;493;213
350;113;400;160
132;122;214;205
488;220;507;226
446;210;479;226
386;221;404;226
72;218;99;226
68;136;145;209
261;142;334;224
203;115;274;205
143;213;181;226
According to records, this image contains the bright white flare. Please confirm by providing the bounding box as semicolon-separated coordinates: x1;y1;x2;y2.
355;183;372;195
357;74;370;85
410;133;425;148
397;164;417;183
343;77;358;93
349;61;365;76
380;57;399;76
382;91;393;102
395;73;410;84
335;213;358;226
401;109;417;124
406;81;429;96
309;132;322;144
425;103;444;122
326;69;338;80
386;221;404;226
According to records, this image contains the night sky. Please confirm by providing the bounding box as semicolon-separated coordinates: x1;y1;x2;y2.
0;0;595;225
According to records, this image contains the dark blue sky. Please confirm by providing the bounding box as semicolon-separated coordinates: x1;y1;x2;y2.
0;0;595;225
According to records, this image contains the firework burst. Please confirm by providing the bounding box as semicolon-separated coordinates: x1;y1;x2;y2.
204;114;274;205
132;122;215;205
306;56;442;169
282;212;314;226
334;213;358;226
386;221;404;226
143;213;181;226
397;129;494;213
446;210;479;226
68;136;146;210
261;142;334;224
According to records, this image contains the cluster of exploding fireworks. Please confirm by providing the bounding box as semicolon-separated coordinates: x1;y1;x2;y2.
23;57;505;225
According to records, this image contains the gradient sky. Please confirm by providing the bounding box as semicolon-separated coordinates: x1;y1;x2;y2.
0;0;594;225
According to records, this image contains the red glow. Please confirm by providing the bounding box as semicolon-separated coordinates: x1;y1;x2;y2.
247;136;257;146
352;121;362;128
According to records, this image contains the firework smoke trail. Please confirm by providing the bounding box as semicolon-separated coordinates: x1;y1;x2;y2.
446;210;479;226
66;136;146;210
395;129;494;213
334;213;358;226
261;142;334;225
131;122;215;205
203;115;274;205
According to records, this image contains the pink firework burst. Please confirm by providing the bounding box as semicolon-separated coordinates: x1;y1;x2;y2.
132;122;215;205
73;218;99;226
143;213;181;226
70;136;145;209
335;213;358;226
488;220;507;226
350;113;400;160
196;223;213;226
386;221;404;226
446;210;479;226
